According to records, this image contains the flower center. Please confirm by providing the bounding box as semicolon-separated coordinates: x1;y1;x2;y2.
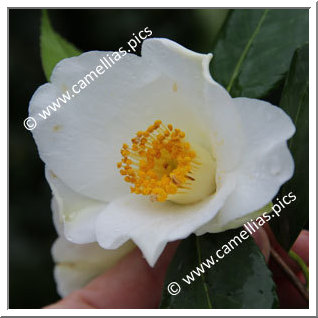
118;120;216;204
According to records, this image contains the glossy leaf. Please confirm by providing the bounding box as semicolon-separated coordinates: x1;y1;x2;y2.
160;230;278;308
269;44;309;250
40;10;82;81
211;9;308;98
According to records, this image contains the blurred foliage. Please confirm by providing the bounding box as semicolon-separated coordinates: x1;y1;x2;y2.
211;9;308;98
40;10;82;81
270;44;309;249
9;8;228;308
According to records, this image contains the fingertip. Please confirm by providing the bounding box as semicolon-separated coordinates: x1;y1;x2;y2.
291;230;309;266
251;227;271;262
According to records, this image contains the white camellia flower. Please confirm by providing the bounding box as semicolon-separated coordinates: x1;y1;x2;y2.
29;38;295;296
50;194;135;297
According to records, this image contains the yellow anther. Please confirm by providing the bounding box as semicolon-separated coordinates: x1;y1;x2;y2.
151;188;167;202
189;151;196;158
165;183;178;194
154;120;162;127
179;131;185;138
117;120;198;203
157;134;165;141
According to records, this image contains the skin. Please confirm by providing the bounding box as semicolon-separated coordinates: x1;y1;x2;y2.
45;229;309;309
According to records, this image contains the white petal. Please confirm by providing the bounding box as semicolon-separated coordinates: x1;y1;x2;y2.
51;196;64;237
30;40;240;203
142;39;246;171
52;236;135;297
95;174;235;267
46;166;107;244
142;38;209;93
203;81;245;173
233;97;295;153
196;203;272;234
142;38;243;158
30;51;159;202
197;98;295;233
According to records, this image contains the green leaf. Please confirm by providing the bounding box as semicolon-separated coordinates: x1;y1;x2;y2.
211;9;308;98
269;44;309;250
40;10;82;81
160;230;278;308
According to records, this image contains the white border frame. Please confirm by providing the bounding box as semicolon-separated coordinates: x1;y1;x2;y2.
3;1;316;316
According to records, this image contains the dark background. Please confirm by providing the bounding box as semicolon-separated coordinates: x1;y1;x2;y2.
9;8;228;309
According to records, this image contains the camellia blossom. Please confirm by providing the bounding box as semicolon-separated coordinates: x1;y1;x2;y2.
29;38;295;296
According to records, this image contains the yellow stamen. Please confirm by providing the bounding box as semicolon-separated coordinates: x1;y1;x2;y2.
118;120;199;202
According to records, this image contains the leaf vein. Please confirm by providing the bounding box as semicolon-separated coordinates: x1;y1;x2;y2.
195;236;213;308
288;80;308;151
226;9;269;93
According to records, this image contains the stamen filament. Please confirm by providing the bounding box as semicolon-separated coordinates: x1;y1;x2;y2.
118;120;200;202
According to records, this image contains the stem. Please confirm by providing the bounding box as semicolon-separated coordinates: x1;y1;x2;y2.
270;248;309;303
288;250;309;289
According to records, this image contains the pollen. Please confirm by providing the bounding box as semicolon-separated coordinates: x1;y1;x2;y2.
118;120;200;202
